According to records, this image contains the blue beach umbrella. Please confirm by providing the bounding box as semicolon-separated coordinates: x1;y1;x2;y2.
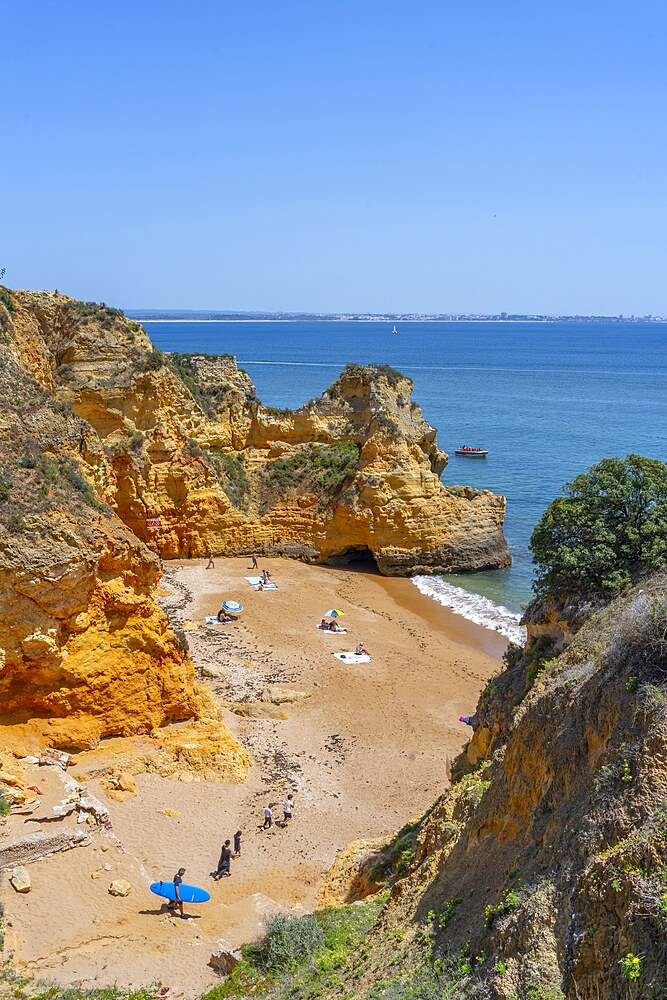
324;609;345;618
221;600;244;614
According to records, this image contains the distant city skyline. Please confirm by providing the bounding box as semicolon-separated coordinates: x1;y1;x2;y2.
127;309;665;323
3;0;667;315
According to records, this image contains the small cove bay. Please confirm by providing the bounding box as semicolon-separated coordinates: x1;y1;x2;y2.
146;320;667;642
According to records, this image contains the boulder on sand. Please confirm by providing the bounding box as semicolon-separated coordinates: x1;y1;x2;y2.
109;879;132;896
9;866;31;893
209;949;241;974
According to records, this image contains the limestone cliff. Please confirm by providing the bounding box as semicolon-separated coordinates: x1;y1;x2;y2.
320;576;667;1000
4;290;510;575
0;287;247;767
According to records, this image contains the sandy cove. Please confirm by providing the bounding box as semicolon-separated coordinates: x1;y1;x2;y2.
1;558;506;997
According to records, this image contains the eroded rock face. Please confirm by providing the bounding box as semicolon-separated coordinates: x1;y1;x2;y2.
5;291;510;576
0;290;248;764
335;574;667;1000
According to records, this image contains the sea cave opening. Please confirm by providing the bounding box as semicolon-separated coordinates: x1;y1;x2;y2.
326;546;379;573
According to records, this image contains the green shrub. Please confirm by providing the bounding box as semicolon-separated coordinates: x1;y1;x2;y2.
3;511;25;533
633;683;666;724
618;952;644;981
485;888;523;928
525;983;566;1000
64;299;124;330
167;353;238;413
207;451;251;509
530;455;667;600
249;913;325;970
143;349;166;371
262;442;360;503
342;362;405;387
0;288;15;312
0;791;9;817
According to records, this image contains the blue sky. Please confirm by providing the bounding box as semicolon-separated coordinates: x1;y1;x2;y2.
3;0;666;313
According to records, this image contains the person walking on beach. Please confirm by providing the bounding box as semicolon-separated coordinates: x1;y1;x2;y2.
251;554;258;570
212;840;232;879
232;830;242;857
206;553;215;569
283;793;295;825
167;867;186;917
263;805;273;829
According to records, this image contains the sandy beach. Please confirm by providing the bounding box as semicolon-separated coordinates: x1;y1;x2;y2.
1;558;505;997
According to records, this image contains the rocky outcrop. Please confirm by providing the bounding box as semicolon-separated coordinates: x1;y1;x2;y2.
328;574;667;999
4;290;510;576
0;288;248;765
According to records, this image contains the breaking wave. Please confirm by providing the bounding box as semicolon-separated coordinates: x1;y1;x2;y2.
412;575;527;646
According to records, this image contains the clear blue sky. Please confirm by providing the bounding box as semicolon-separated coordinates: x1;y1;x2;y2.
3;0;666;314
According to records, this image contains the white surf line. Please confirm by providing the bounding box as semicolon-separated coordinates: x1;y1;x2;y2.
411;575;527;646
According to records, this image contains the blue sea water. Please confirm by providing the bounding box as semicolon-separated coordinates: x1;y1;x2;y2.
145;320;667;639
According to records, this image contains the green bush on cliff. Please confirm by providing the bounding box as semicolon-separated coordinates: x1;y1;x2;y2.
249;913;325;970
64;299;123;329
261;442;360;507
530;455;667;600
167;352;237;414
342;362;405;387
207;450;251;509
201;898;384;1000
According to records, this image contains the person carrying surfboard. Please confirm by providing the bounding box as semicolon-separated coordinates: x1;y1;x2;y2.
167;868;186;917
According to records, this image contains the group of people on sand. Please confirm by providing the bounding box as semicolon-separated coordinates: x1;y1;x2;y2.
166;795;296;918
166;830;243;917
210;828;243;880
262;793;295;830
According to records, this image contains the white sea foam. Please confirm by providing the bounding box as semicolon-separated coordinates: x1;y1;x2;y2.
412;576;527;646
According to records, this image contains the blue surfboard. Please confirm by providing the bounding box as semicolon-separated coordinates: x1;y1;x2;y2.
150;880;211;903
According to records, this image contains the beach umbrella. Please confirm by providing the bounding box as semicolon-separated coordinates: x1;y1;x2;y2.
324;609;345;618
221;600;244;614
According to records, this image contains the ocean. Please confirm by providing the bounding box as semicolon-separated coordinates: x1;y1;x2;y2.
145;320;667;643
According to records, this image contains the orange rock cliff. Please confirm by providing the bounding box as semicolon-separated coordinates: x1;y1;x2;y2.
0;289;244;764
4;290;510;574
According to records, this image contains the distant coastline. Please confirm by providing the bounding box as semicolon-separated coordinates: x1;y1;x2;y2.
131;316;666;324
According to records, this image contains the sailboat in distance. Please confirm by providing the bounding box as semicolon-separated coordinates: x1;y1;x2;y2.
391;324;398;334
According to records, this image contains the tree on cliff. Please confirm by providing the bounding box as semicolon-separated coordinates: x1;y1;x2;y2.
530;454;667;598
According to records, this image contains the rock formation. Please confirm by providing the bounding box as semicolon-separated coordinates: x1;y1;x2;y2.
0;287;248;766
3;290;510;575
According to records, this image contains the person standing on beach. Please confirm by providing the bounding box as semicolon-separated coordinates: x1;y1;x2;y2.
206;553;215;569
167;867;186;917
232;830;242;857
251;554;258;570
212;840;232;879
283;793;295;825
263;805;273;829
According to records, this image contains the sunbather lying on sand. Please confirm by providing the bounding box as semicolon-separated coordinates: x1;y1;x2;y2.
317;619;346;632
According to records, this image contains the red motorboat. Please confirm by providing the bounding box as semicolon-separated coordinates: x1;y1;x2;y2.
454;446;488;458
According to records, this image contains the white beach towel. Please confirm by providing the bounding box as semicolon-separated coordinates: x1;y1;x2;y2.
316;625;348;634
254;583;278;591
245;576;263;585
205;616;223;625
332;652;372;663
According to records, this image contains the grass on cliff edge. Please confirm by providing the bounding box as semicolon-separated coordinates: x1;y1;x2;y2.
259;442;361;511
0;963;158;1000
201;897;385;1000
